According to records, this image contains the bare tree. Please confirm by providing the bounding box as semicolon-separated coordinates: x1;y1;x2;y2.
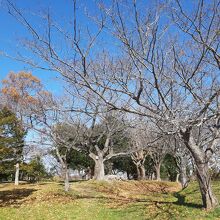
79;106;132;180
131;150;147;180
3;0;220;209
149;142;170;181
129;118;162;180
102;1;220;208
52;122;83;191
171;137;192;188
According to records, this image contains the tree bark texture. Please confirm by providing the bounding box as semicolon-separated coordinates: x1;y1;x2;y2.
14;163;19;186
94;157;105;180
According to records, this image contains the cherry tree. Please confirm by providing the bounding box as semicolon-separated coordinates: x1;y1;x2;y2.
3;0;220;209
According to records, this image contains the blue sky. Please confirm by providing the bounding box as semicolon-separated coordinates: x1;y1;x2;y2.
0;0;103;93
0;0;196;93
0;0;60;92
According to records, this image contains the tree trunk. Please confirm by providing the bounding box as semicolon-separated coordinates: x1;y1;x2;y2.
138;165;146;180
131;150;147;180
181;129;219;209
126;171;130;180
136;164;140;180
150;172;155;180
176;173;180;183
85;167;92;180
15;163;19;185
155;163;161;181
64;167;70;192
196;162;218;209
140;166;146;180
20;171;24;181
94;157;105;180
179;166;188;189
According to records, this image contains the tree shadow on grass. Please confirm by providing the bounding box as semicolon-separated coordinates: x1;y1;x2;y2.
173;191;203;209
106;193;204;220
72;189;203;209
70;190;204;220
0;188;37;207
58;180;87;185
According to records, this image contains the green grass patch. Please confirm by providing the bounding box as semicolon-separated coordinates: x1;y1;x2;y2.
0;180;220;219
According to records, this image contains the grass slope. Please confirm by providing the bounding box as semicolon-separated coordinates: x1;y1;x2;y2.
0;180;220;220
